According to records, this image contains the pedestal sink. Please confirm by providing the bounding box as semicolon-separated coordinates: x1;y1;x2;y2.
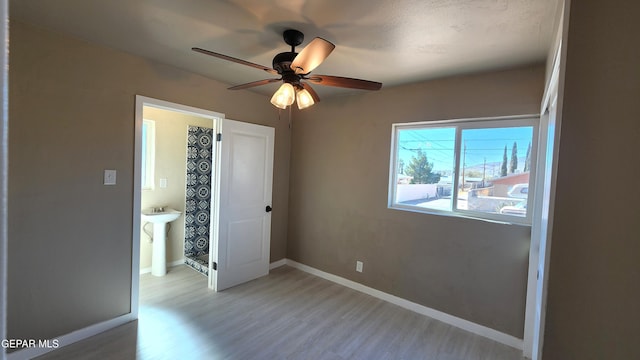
142;207;181;276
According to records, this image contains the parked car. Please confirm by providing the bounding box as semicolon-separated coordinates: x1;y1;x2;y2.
499;202;527;216
507;183;529;199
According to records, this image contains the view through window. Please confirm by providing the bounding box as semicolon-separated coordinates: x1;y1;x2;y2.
390;117;537;224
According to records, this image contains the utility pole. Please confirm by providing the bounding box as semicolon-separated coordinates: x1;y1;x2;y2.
482;157;486;188
461;142;466;191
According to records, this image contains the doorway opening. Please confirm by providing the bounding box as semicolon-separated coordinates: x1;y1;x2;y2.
140;106;216;277
132;95;276;316
132;96;224;316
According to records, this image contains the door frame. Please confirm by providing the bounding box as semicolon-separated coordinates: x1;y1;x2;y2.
132;95;224;317
522;1;569;357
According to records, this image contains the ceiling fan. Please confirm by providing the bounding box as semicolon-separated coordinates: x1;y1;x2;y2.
192;29;382;110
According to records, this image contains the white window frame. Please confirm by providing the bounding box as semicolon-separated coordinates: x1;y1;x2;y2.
141;119;156;190
389;115;539;225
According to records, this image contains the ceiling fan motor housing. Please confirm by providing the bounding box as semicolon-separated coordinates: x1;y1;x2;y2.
272;51;298;74
274;29;304;76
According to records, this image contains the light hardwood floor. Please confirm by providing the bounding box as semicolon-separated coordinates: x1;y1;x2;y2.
36;265;523;360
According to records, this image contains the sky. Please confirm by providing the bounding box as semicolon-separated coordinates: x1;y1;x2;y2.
397;126;534;176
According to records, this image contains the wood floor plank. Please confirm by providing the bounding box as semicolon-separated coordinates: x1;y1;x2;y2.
35;265;523;360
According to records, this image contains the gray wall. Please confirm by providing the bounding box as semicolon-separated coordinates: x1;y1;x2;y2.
7;21;290;341
542;1;640;358
288;65;544;337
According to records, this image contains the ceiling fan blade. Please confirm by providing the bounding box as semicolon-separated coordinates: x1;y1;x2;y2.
290;37;335;75
301;83;320;103
192;47;278;75
228;78;281;90
306;75;382;91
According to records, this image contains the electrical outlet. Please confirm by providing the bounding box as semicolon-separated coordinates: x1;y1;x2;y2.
356;261;363;273
103;169;117;185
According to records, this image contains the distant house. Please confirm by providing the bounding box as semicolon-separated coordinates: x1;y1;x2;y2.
490;172;530;197
397;174;412;184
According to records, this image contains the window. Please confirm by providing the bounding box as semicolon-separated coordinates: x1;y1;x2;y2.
141;119;155;190
389;116;537;224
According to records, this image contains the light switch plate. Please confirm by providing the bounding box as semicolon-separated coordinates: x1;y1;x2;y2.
159;178;168;188
104;169;117;185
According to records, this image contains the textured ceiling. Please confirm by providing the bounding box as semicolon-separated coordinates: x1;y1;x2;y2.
10;0;560;100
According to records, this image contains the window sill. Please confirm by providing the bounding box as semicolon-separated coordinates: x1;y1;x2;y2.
388;204;532;227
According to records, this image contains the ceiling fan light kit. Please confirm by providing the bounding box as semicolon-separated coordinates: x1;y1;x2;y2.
193;29;382;110
296;88;315;109
270;83;295;109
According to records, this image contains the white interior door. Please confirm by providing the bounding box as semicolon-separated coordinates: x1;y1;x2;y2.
213;119;274;291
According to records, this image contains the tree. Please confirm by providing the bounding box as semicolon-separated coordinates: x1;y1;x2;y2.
501;145;508;177
509;141;518;174
406;149;441;184
524;142;531;172
398;159;405;175
465;170;483;178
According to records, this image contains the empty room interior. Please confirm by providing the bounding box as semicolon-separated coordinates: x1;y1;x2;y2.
2;1;639;359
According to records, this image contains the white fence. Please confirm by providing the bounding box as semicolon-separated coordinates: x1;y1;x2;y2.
396;184;439;202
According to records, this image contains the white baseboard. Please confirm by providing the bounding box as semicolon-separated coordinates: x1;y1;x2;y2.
284;258;523;350
139;259;185;274
6;313;134;360
269;258;287;270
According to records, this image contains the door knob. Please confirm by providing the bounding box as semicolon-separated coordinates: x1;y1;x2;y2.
266;205;273;213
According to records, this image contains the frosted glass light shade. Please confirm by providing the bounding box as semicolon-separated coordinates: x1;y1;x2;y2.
270;83;295;109
296;88;315;109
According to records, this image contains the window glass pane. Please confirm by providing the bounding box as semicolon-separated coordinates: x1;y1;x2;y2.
458;126;533;217
395;127;456;211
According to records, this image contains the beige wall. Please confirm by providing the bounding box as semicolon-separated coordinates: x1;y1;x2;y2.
543;1;640;358
8;20;290;341
289;65;544;337
140;107;213;270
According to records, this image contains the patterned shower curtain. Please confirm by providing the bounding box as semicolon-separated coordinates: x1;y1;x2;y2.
184;125;213;275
